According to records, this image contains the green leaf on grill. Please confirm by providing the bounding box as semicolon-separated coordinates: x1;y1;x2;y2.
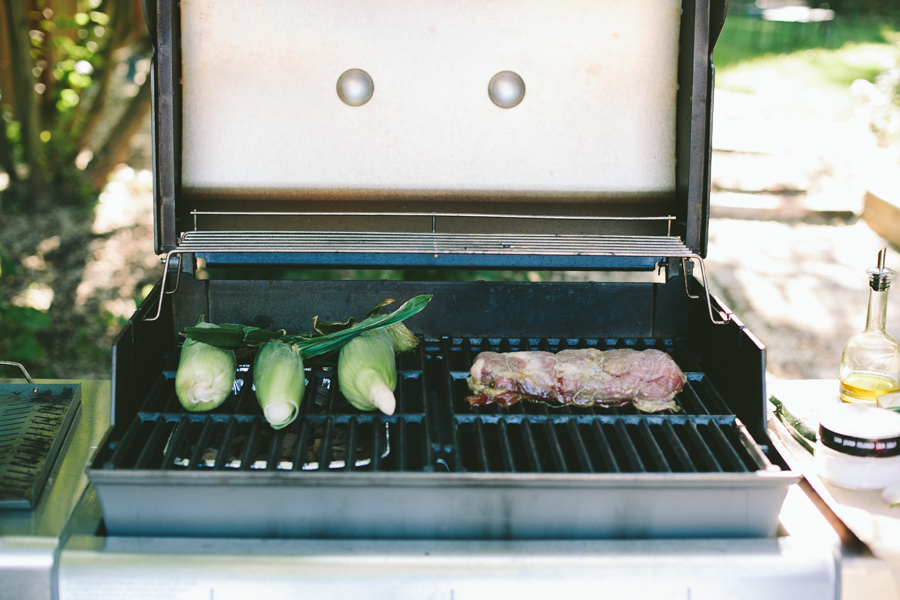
182;323;286;349
182;294;432;359
297;295;431;358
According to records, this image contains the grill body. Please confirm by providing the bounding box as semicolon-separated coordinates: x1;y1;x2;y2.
84;0;801;542
88;278;796;539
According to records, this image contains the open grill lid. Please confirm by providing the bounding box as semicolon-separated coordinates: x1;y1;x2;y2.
148;0;727;268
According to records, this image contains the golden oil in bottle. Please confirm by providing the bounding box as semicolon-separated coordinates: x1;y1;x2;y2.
839;372;900;404
839;249;900;406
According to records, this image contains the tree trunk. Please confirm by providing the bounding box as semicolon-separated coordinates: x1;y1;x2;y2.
0;117;18;188
73;0;131;148
2;0;50;206
85;76;152;191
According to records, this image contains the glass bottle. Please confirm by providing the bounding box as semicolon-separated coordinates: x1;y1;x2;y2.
839;248;900;404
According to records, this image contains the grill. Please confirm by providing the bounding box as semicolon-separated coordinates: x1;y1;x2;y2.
2;1;845;596
83;0;800;544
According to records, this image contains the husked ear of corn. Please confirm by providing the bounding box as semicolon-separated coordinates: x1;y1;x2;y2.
254;340;305;429
338;328;397;415
175;321;236;412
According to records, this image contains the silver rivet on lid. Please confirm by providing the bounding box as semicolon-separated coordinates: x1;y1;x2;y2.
337;69;374;107
488;71;525;108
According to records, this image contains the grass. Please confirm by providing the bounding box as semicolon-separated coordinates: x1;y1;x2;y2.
714;14;900;70
715;15;900;91
713;15;900;120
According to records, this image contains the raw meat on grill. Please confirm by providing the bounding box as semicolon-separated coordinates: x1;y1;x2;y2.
466;348;686;412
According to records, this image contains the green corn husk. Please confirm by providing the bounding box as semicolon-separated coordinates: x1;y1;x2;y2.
338;328;397;415
175;321;236;412
183;295;432;359
254;340;305;429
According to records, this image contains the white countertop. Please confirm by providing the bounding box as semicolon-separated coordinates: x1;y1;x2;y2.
768;378;900;600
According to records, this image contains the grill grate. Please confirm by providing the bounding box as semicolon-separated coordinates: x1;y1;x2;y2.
0;384;81;509
92;337;770;475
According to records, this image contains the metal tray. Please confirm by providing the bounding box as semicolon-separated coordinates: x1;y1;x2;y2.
0;383;82;509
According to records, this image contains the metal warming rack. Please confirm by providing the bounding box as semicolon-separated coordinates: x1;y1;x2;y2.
146;211;728;326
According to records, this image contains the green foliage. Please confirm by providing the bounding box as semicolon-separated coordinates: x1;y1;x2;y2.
0;246;51;364
1;0;149;209
714;14;900;71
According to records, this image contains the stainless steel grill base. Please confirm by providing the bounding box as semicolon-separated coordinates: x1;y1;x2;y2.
58;536;837;600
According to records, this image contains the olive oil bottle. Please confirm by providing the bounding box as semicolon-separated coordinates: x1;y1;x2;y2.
839;249;900;404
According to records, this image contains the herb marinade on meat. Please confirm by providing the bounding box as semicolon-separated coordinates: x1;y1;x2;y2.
466;348;686;413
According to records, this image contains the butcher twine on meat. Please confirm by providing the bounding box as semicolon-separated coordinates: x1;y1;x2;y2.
466;348;686;413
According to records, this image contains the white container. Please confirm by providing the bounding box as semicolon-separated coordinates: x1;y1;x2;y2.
814;404;900;490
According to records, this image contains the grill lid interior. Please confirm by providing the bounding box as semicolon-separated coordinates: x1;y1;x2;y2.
150;0;726;256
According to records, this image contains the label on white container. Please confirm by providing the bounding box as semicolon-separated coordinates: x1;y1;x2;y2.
818;425;900;458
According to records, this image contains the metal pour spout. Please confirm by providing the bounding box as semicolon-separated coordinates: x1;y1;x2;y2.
869;247;894;291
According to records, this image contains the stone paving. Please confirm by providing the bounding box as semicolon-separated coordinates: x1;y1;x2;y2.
707;87;900;379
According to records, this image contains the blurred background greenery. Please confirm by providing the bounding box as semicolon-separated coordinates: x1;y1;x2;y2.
1;0;150;374
4;0;900;378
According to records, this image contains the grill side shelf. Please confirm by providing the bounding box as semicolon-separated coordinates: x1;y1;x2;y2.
90;336;773;477
0;384;82;509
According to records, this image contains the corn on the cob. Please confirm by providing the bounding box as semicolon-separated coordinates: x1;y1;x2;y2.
175;321;236;412
338;328;398;415
254;340;305;429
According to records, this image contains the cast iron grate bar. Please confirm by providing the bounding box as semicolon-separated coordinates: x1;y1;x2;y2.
106;416;143;469
661;420;697;473
497;420;516;473
566;420;594;473
346;418;359;471
189;418;216;470
637;420;671;472
450;419;464;472
591;421;620;473
214;418;240;470
291;420;312;471
707;420;749;472
473;419;489;471
239;419;262;470
371;416;383;471
397;419;408;471
267;429;287;471
520;419;542;472
134;416;167;469
734;420;772;471
161;417;190;470
318;418;335;471
684;420;722;472
543;420;569;473
614;420;645;472
678;380;709;415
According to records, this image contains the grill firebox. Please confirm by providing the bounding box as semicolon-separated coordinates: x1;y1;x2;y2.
89;277;794;542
